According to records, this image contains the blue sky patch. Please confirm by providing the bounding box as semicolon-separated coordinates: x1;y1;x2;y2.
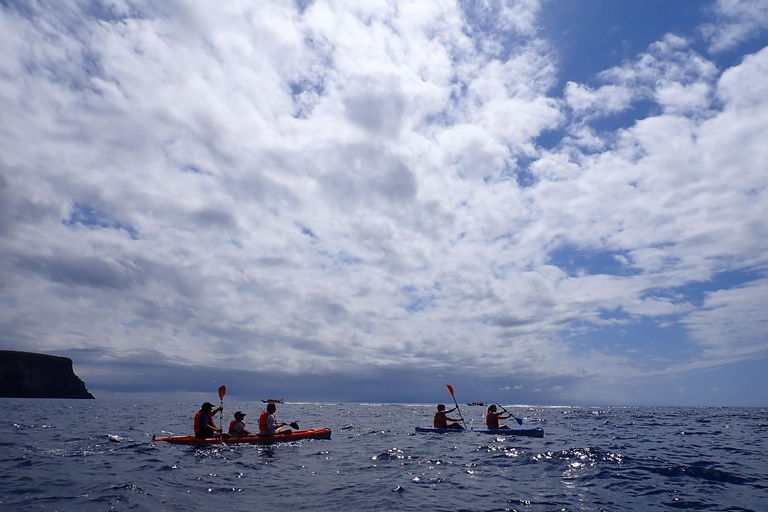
659;269;764;308
547;244;637;277
63;202;139;240
539;0;709;87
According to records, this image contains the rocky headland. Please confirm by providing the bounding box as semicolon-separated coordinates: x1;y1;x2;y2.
0;350;94;399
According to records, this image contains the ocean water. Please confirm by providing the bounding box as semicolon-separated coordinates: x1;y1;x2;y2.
1;400;766;511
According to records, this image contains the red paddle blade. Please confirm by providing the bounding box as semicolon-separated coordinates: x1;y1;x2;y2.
218;385;226;400
446;384;454;395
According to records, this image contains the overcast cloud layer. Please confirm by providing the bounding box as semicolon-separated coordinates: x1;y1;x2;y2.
1;0;767;405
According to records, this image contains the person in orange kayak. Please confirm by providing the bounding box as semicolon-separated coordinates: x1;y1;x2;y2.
434;403;464;429
485;404;512;429
259;402;292;436
228;410;257;438
194;402;230;439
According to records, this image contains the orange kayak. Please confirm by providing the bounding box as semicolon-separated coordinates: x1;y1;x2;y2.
153;427;332;445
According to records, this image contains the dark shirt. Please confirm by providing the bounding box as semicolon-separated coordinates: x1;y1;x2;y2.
195;412;216;438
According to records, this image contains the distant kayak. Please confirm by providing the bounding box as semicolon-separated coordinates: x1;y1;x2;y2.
415;426;544;438
261;398;284;404
153;427;331;445
466;402;485;406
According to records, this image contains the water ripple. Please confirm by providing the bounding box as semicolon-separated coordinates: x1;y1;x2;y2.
1;401;765;511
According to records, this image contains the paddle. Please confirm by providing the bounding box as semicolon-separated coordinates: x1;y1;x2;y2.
272;421;300;435
446;384;467;430
218;385;226;440
493;400;523;426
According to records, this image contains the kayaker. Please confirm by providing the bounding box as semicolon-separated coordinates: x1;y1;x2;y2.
485;404;511;429
229;411;257;437
194;402;230;439
259;402;292;436
434;403;464;429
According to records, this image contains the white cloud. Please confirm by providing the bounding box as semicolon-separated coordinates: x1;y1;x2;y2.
564;34;718;121
528;39;768;377
702;0;768;52
564;82;634;117
682;278;768;361
1;0;767;403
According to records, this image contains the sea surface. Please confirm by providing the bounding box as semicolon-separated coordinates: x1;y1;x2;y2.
1;399;766;511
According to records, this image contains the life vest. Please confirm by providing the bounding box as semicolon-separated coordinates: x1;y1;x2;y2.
486;412;499;429
434;411;447;428
259;411;270;432
230;419;246;435
194;411;215;435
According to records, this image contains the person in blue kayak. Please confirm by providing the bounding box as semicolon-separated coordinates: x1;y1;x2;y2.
259;402;292;436
434;403;464;429
194;402;230;439
228;410;257;438
485;404;511;429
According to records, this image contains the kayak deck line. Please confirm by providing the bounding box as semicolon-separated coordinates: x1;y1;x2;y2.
415;426;544;438
153;427;332;445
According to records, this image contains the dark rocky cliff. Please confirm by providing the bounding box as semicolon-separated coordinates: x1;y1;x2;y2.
0;350;94;399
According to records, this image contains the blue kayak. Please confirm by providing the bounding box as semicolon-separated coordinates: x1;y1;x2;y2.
415;426;544;438
415;426;466;433
473;427;544;438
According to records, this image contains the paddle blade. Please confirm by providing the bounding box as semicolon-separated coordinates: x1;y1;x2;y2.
446;384;454;395
290;422;299;430
516;418;523;425
218;385;226;400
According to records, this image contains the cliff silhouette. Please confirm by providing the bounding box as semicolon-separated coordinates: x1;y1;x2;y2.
0;350;94;399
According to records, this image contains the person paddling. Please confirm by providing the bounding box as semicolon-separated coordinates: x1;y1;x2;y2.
485;404;512;430
194;402;231;439
228;411;257;438
434;403;464;429
259;402;292;436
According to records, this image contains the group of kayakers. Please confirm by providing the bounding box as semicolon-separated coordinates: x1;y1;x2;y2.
434;403;514;430
194;401;292;439
193;397;516;439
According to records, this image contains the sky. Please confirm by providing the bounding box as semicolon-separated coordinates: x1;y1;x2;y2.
1;0;767;406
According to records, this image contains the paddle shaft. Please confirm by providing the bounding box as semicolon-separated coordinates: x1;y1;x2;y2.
218;385;227;440
494;401;523;425
446;385;467;429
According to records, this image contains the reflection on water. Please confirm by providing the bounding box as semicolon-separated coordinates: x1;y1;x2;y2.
1;401;765;511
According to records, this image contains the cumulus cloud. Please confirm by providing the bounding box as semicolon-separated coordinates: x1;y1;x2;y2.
1;0;766;404
564;34;718;121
